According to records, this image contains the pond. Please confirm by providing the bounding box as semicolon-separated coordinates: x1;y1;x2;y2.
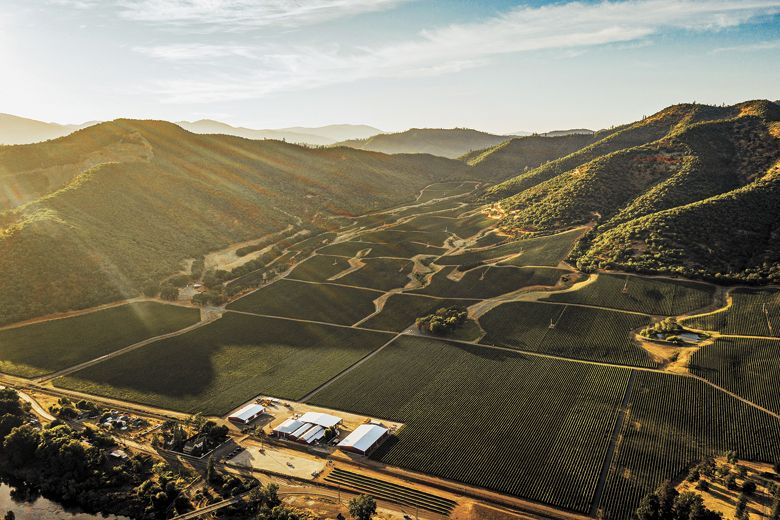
0;483;129;520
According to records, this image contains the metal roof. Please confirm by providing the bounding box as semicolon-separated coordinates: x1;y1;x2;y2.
273;418;304;434
301;425;325;443
291;423;313;438
298;411;342;428
228;403;265;422
338;424;388;453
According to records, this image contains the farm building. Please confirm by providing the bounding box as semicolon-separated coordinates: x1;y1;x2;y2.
272;412;343;444
228;403;265;424
298;411;342;428
338;424;389;455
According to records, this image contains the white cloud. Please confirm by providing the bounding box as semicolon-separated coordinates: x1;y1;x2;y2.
712;39;780;53
115;0;408;29
133;43;257;60
132;0;780;103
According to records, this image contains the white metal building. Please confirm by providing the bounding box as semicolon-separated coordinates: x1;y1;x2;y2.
338;424;389;455
228;403;265;424
297;412;342;428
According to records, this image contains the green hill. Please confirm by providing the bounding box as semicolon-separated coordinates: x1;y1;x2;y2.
0;119;472;325
461;133;595;180
334;128;510;159
487;100;780;284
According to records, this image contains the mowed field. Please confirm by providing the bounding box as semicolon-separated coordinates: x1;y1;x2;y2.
439;228;583;267
682;287;780;336
544;273;715;316
689;337;780;415
287;254;352;282
414;266;568;299
0;302;200;378
600;371;780;519
360;294;479;332
479;301;656;367
227;279;379;325
56;312;392;414
310;335;631;514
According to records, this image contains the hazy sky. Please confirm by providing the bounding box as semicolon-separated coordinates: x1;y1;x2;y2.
2;0;779;133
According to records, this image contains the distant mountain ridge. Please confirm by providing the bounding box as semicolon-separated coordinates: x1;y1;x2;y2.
486;100;780;284
0;113;97;145
177;120;383;145
334;128;512;159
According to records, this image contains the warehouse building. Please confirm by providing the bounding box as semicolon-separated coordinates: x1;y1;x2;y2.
272;412;343;444
228;403;265;425
337;424;389;455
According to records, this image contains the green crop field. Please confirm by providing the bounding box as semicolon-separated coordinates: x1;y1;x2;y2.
227;279;379;325
0;302;200;378
682;288;780;336
689;337;780;415
311;335;631;514
600;371;780;520
317;240;447;259
544;273;715;316
287;254;352;282
439;228;583;267
56;313;392;414
415;266;568;299
332;258;413;292
479;301;656;367
360;294;479;332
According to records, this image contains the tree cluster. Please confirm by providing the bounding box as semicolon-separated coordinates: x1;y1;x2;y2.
636;481;722;520
416;306;468;336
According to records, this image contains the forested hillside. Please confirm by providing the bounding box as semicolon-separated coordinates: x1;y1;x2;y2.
0;120;472;324
334;128;510;159
488;100;780;284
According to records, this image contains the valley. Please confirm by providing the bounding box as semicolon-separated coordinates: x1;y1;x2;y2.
1;157;778;519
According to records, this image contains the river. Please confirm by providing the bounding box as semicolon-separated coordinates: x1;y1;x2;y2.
0;483;129;520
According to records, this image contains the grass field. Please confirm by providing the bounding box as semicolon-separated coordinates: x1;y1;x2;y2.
317;240;447;259
0;302;200;378
310;335;631;514
227;279;379;325
682;288;780;336
332;258;413;292
415;181;476;203
287;255;352;282
600;371;780;519
689;337;780;415
360;294;479;332
415;266;567;299
56;313;392;414
439;228;583;267
479;301;656;367
544;273;715;316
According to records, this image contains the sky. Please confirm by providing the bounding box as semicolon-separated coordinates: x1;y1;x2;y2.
1;0;779;133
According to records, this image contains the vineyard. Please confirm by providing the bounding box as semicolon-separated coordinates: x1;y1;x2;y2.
324;468;457;515
479;301;656;367
682;287;780;336
439;227;583;267
394;212;493;238
318;240;447;259
599;371;780;519
310;335;631;514
333;257;414;292
544;273;715;315
414;265;567;299
56;313;392;415
689;337;780;414
0;302;200;378
360;294;479;332
287;254;352;282
227;279;380;325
